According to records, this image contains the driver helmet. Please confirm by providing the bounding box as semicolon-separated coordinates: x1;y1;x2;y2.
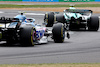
69;4;75;9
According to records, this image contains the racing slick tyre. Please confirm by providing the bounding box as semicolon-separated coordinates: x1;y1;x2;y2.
56;14;66;23
20;26;36;46
6;40;15;46
88;16;99;31
52;23;65;43
44;12;54;27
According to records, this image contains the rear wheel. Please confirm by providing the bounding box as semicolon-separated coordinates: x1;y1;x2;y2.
56;14;66;23
20;26;36;46
6;39;15;46
52;23;65;43
88;16;99;31
44;12;54;27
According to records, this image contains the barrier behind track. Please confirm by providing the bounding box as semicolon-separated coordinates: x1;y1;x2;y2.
95;0;100;1
59;0;95;2
22;0;58;2
0;0;100;2
0;0;22;1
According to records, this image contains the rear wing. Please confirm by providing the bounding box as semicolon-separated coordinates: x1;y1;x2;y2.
0;17;19;28
0;17;19;23
65;9;93;13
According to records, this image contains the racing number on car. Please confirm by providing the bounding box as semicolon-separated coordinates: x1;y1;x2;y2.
36;31;39;39
36;30;45;39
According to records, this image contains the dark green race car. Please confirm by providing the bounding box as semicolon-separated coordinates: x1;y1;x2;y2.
44;7;99;31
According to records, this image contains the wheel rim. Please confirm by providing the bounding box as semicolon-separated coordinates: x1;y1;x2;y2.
31;29;36;46
32;30;36;42
61;25;65;42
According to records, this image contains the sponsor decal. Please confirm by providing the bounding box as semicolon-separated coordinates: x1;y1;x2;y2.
23;0;58;2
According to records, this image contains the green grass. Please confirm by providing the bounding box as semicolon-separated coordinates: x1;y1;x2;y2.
0;4;100;8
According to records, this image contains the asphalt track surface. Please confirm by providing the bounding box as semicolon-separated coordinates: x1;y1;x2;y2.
0;9;100;64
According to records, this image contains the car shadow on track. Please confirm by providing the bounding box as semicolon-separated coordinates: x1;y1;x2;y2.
0;40;71;47
0;41;53;47
0;41;34;47
70;28;100;32
0;43;24;47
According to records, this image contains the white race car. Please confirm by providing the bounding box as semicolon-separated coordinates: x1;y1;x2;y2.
0;13;70;46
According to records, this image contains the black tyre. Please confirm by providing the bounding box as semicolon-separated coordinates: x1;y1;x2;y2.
44;12;54;27
20;26;36;46
56;14;66;23
88;16;99;31
52;23;65;43
6;39;15;46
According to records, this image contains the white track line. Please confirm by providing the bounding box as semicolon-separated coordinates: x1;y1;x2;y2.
0;11;4;13
25;13;45;16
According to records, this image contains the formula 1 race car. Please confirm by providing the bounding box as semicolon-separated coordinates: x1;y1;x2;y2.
0;13;69;46
44;7;99;31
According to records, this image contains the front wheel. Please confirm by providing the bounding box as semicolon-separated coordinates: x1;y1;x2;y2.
52;23;65;43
